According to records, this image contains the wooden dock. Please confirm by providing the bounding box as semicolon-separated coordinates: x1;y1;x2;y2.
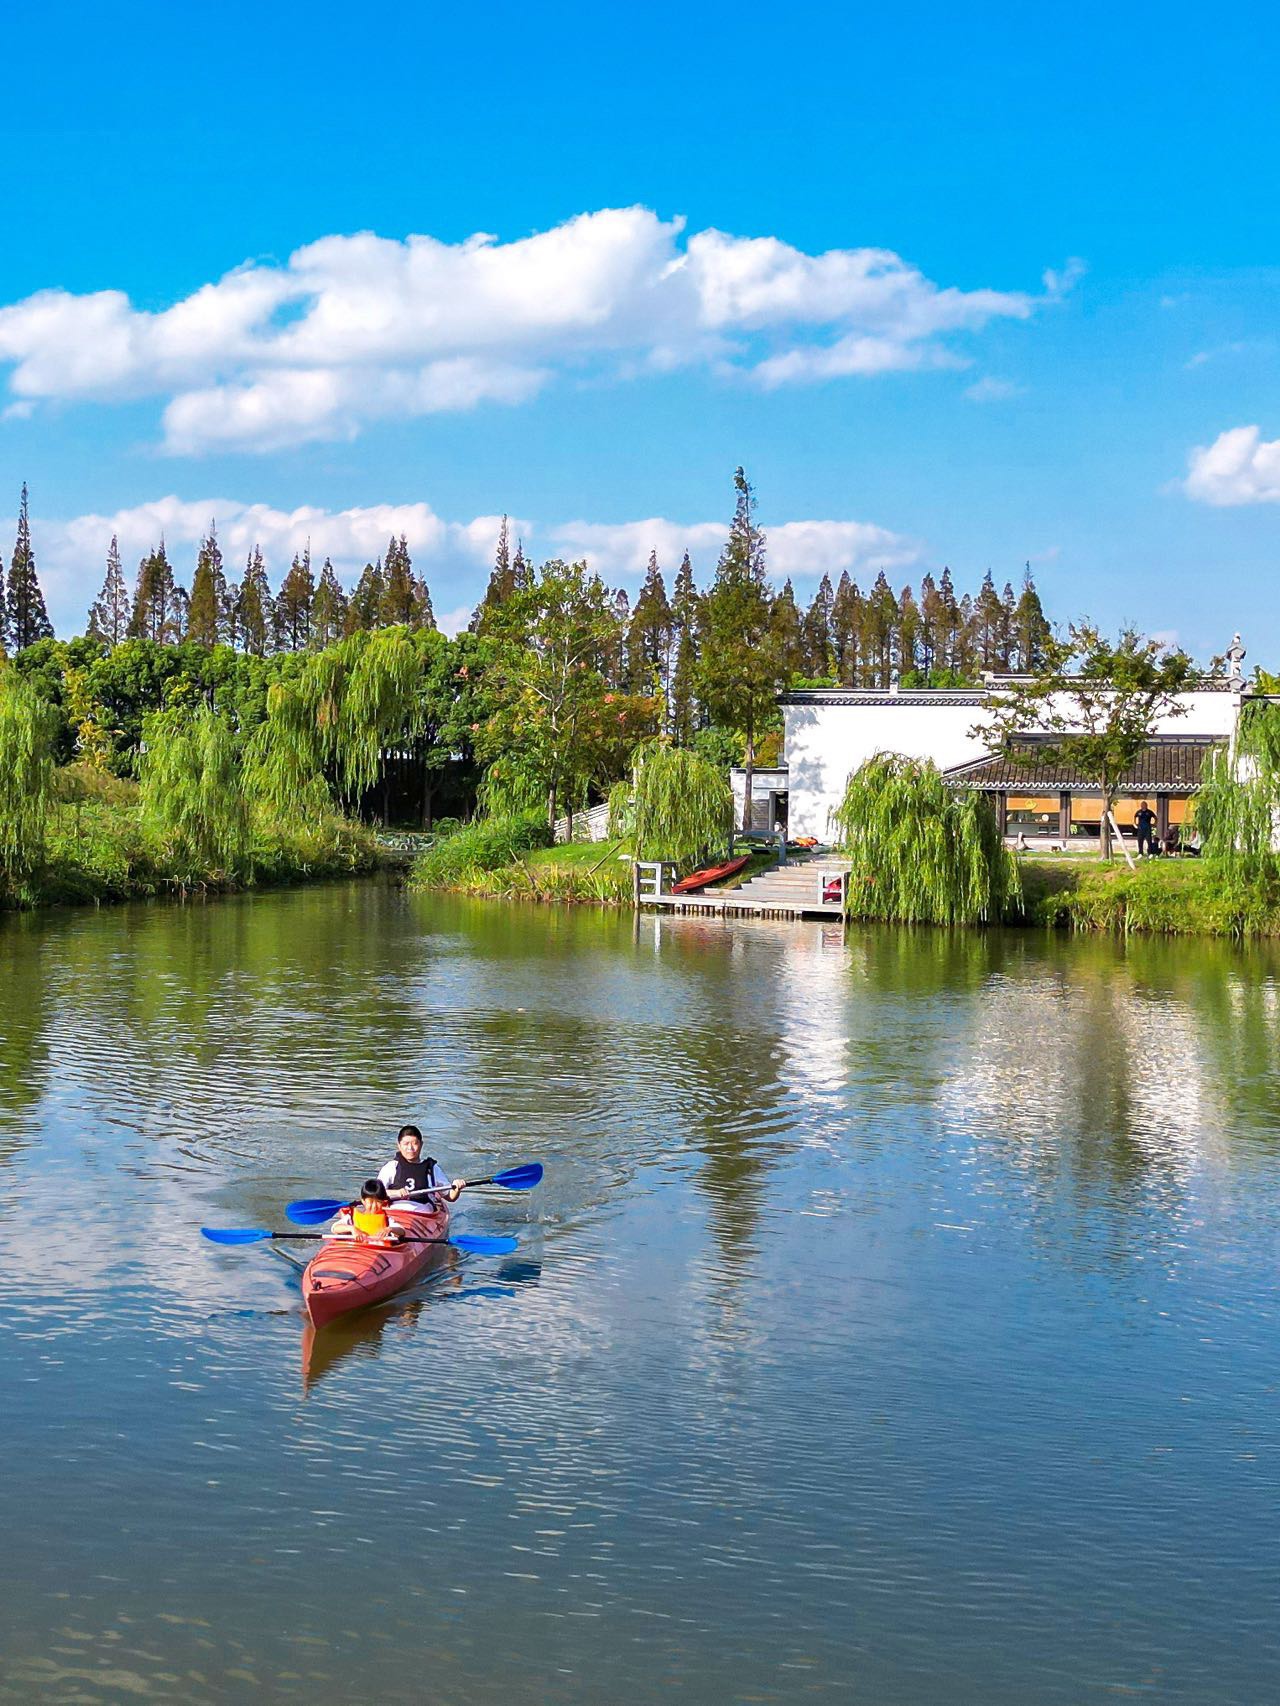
634;857;850;920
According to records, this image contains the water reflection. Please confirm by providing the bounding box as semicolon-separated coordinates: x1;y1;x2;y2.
5;889;1280;1704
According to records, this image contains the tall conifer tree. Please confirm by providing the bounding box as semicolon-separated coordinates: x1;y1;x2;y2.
771;579;805;676
128;541;185;644
470;515;515;634
916;573;940;678
87;535;130;645
276;545;315;650
625;550;674;696
936;567;961;676
414;566;436;632
235;545;274;655
831;572;862;684
668;550;700;745
801;575;835;676
896;584;921;679
1013;566;1050;672
379;536;417;626
859;572;899;687
310;557;348;647
973;570;1004;671
999;581;1018;672
6;484;53;651
346;559;385;633
697;468;787;828
511;539;532;592
187;525;228;647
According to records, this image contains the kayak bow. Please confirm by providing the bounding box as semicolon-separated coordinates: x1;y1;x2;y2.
302;1202;452;1329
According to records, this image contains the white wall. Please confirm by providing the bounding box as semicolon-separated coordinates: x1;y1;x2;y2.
783;698;991;839
782;688;1245;842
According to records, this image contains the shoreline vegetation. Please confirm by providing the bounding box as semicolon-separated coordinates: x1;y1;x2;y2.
410;838;1280;938
407;731;1280;942
3;468;1279;937
7;762;384;912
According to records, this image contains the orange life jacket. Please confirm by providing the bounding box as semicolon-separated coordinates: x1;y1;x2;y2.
352;1205;390;1237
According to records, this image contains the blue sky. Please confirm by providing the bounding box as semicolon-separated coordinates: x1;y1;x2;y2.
2;0;1277;658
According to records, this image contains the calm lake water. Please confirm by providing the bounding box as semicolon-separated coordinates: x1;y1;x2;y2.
3;881;1280;1704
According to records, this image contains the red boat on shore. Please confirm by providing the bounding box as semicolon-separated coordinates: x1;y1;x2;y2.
670;853;751;895
302;1202;451;1328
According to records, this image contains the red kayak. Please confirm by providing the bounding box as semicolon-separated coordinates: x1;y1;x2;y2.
671;854;750;894
302;1202;451;1328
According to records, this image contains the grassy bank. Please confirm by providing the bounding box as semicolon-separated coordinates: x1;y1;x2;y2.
5;790;384;911
1020;855;1280;937
412;832;635;905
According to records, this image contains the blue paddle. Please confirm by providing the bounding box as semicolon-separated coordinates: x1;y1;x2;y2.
202;1227;519;1254
286;1162;544;1226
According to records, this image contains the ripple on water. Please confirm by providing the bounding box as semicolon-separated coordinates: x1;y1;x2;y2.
3;892;1280;1703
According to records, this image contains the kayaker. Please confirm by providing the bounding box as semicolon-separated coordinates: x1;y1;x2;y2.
378;1124;464;1208
342;1180;405;1245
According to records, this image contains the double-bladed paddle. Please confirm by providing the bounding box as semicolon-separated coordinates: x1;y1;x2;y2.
285;1162;543;1226
201;1227;519;1254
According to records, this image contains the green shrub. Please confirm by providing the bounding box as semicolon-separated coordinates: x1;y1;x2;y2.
1021;855;1280;937
410;810;552;888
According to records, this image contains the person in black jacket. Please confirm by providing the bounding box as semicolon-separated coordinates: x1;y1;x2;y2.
1134;801;1157;856
377;1125;464;1206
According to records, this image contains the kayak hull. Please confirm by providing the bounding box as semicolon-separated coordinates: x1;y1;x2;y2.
302;1203;450;1329
670;854;750;895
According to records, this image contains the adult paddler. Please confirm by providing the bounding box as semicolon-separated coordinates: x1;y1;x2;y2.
378;1124;464;1211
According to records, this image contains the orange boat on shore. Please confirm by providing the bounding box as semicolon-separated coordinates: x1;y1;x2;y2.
670;853;751;894
302;1203;451;1328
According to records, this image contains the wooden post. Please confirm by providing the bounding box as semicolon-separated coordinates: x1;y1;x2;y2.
1156;795;1169;849
1107;809;1137;871
1059;790;1071;845
996;791;1008;837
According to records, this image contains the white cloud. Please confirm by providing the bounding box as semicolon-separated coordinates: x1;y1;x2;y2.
767;519;921;581
549;515;920;583
1041;257;1087;299
1183;425;1280;506
1185;340;1271;370
964;376;1024;403
0;207;1053;454
28;495;921;633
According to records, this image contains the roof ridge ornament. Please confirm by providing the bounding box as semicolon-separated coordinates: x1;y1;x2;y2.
1226;633;1246;688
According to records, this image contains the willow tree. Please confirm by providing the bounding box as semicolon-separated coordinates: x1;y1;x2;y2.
608;740;733;867
243;678;332;824
0;666;59;886
1196;701;1280;879
337;627;422;804
245;627;422;821
831;753;1020;925
140;706;252;884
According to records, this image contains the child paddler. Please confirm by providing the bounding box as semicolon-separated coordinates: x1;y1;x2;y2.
377;1124;464;1210
339;1180;405;1245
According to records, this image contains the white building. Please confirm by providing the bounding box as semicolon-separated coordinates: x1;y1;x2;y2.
732;645;1252;847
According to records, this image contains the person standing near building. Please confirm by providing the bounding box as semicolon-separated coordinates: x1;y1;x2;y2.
1134;800;1157;857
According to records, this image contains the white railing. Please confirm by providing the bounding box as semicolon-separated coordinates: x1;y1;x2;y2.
633;860;671;901
553;801;614;844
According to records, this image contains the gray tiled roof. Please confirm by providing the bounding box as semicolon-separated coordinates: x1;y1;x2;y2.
945;737;1223;793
